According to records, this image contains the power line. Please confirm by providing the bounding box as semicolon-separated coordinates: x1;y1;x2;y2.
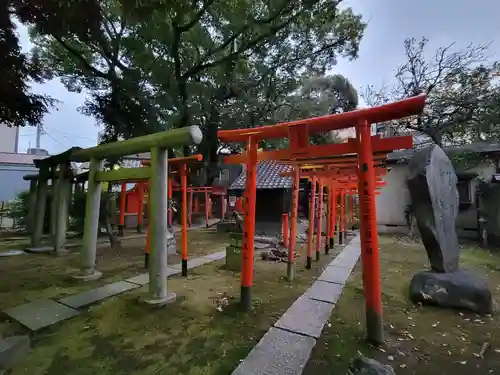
44;127;97;142
43;130;66;147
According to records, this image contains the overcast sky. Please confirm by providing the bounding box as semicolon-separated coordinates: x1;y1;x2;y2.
16;0;500;154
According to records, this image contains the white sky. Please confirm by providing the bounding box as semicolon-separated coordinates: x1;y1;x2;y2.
16;0;500;154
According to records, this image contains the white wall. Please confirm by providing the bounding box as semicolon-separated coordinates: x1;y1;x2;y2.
0;126;19;153
376;164;410;228
375;161;497;237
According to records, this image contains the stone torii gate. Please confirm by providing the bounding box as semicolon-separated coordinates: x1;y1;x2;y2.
24;126;203;305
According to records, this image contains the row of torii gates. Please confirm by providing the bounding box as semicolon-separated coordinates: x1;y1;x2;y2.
23;94;426;345
218;94;426;344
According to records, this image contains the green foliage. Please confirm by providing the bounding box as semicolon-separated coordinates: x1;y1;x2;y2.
1;1;56;127
12;0;365;158
450;151;489;171
6;191;30;227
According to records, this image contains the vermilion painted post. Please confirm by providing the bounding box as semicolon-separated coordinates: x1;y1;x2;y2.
221;195;226;219
119;183;126;236
338;188;344;244
188;189;193;227
325;180;331;254
344;188;349;238
194;196;199;213
357;119;383;345
282;213;289;248
181;164;188;276
137;183;144;233
144;191;151;268
241;136;258;310
351;190;356;230
288;167;300;281
332;187;338;245
306;176;317;269
205;191;209;228
315;179;324;261
168;177;173;226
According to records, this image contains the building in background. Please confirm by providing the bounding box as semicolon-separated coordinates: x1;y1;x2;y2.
0;126;19;153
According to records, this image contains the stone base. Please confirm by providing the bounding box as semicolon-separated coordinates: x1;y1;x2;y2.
141;292;176;306
71;270;103;281
349;357;395;375
409;269;493;314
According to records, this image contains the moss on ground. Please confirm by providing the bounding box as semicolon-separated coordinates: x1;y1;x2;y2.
0;228;229;310
5;238;348;375
304;235;500;375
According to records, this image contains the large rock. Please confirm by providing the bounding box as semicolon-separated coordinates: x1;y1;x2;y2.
348;357;396;375
409;269;493;314
407;144;460;272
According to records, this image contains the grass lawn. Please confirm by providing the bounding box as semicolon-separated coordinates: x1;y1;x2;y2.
0;228;230;310
304;234;500;375
3;237;350;375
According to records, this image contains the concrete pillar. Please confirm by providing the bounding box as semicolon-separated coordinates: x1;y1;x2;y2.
72;158;103;281
32;168;49;247
50;167;59;240
144;147;176;305
26;179;37;233
54;163;70;255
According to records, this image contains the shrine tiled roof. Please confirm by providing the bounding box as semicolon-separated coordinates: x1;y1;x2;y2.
229;161;292;190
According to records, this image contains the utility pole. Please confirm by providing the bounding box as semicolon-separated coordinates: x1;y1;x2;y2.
35;124;42;149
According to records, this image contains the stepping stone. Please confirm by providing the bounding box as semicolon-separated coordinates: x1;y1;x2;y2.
328;256;359;269
231;327;316;375
305;280;344;304
3;299;79;331
274;296;333;339
171;257;212;270
24;246;52;254
126;273;149;286
318;264;353;285
0;335;30;371
203;250;226;261
125;267;181;286
0;250;25;257
58;281;139;308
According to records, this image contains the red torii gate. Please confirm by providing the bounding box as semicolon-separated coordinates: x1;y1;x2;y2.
280;164;387;268
219;94;426;344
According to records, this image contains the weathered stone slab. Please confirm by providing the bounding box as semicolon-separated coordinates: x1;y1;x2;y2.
126;273;150;285
329;254;359;269
305;281;344;304
0;250;25;257
0;335;30;371
318;264;353;285
407;144;460;272
126;267;181;286
204;250;226;261
409;269;493;313
59;281;139;308
170;257;213;269
231;327;316;375
24;246;52;254
3;299;79;331
274;296;333;338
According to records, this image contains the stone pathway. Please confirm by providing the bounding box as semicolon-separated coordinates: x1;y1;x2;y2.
232;234;361;375
2;249;227;332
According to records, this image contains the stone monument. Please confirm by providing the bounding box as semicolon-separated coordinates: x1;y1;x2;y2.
407;144;492;314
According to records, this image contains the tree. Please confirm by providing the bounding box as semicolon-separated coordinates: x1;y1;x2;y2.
13;1;365;157
1;1;55;128
362;37;500;146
